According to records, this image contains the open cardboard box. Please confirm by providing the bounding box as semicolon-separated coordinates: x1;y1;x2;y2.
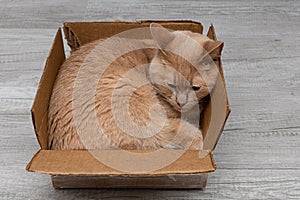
26;20;230;189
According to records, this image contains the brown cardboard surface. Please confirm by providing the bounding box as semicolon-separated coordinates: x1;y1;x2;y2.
26;150;215;175
63;20;203;51
31;28;66;149
206;25;231;149
201;25;231;150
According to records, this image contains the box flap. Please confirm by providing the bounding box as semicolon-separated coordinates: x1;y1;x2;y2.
200;25;231;151
26;150;215;175
63;20;203;51
31;28;66;149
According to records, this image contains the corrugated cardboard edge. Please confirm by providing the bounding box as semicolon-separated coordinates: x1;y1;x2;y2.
63;20;203;51
63;23;81;51
26;150;216;176
31;28;66;149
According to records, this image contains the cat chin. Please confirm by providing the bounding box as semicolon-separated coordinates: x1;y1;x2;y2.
181;103;199;112
181;107;194;113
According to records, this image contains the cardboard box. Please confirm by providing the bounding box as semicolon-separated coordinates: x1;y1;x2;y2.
26;21;230;189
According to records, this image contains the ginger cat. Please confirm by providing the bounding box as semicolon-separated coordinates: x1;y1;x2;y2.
48;23;223;150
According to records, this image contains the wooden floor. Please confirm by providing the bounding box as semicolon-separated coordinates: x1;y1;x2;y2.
1;0;299;199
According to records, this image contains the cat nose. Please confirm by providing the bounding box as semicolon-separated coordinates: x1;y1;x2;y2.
176;101;186;107
176;96;187;107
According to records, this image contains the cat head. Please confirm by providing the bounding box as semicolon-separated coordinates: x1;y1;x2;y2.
148;23;223;112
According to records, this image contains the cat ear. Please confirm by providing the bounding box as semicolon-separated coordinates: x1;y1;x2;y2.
203;40;224;57
150;23;175;50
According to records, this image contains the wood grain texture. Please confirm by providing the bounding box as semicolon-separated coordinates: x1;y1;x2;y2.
0;0;299;199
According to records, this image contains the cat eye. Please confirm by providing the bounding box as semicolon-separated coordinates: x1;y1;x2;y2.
192;86;201;91
167;83;176;89
200;58;212;65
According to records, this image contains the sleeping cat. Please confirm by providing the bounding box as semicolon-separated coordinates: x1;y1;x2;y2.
48;23;223;150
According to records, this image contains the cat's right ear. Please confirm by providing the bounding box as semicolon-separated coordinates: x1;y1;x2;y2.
150;23;175;50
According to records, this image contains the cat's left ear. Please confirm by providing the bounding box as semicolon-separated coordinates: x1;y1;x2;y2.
203;40;224;57
150;23;175;50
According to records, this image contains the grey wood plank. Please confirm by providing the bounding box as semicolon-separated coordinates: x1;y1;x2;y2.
0;115;33;134
0;61;45;72
0;28;71;64
0;29;57;55
0;0;89;29
0;99;32;115
0;70;42;88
